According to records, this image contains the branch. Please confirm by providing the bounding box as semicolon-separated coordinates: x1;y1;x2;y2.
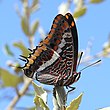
7;0;36;110
6;78;32;110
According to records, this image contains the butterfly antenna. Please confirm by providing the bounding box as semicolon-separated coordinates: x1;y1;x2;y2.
19;58;27;62
28;48;32;52
76;52;83;71
20;55;27;59
80;59;101;72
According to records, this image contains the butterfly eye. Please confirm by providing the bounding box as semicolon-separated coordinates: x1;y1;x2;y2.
24;69;33;78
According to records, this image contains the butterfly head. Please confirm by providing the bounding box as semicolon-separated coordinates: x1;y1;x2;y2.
23;68;34;78
19;54;37;79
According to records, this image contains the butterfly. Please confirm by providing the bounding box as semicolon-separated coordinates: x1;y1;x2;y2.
20;13;81;88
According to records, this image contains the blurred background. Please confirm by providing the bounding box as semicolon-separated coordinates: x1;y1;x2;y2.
0;0;110;110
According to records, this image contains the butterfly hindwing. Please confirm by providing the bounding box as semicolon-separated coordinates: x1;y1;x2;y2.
65;13;78;71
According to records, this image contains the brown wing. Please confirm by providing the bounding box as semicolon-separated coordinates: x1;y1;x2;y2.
36;13;78;86
22;13;78;86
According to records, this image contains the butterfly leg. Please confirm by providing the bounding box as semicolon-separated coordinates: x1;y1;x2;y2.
66;86;76;95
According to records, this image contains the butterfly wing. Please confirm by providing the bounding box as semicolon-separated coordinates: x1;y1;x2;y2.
22;13;78;86
36;13;78;85
64;13;78;72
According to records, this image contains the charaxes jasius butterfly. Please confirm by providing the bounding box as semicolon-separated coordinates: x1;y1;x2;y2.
20;13;81;88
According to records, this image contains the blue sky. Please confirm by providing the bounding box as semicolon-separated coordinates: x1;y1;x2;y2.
0;0;110;110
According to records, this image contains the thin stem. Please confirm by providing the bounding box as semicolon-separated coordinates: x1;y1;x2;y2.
7;1;34;109
29;36;34;49
53;86;66;110
7;78;32;110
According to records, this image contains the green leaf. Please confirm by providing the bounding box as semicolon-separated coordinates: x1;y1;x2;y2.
0;68;23;87
34;96;49;110
66;93;83;110
102;42;110;57
73;7;87;18
31;0;39;13
90;0;104;3
21;0;28;6
4;44;14;56
32;0;39;6
32;82;49;110
13;41;30;57
31;20;39;36
21;0;26;4
21;16;30;36
32;81;47;103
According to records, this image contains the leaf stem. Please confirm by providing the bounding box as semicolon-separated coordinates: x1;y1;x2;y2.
53;86;67;110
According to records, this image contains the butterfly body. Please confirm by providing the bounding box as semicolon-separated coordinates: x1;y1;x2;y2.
21;13;81;86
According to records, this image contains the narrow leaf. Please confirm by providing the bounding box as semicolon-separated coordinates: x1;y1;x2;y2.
67;93;83;110
73;7;87;18
0;68;23;87
32;81;47;103
90;0;104;3
21;0;26;4
32;82;49;110
34;96;49;110
13;41;30;57
4;44;14;56
58;2;70;15
31;0;39;8
21;16;30;36
31;0;39;13
31;20;39;36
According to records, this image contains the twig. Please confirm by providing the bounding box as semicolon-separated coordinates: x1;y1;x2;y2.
6;78;32;110
7;0;36;110
53;86;66;110
29;36;34;49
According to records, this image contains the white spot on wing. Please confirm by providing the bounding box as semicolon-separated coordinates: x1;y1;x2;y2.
58;38;66;48
57;48;62;53
37;51;60;72
57;32;72;54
